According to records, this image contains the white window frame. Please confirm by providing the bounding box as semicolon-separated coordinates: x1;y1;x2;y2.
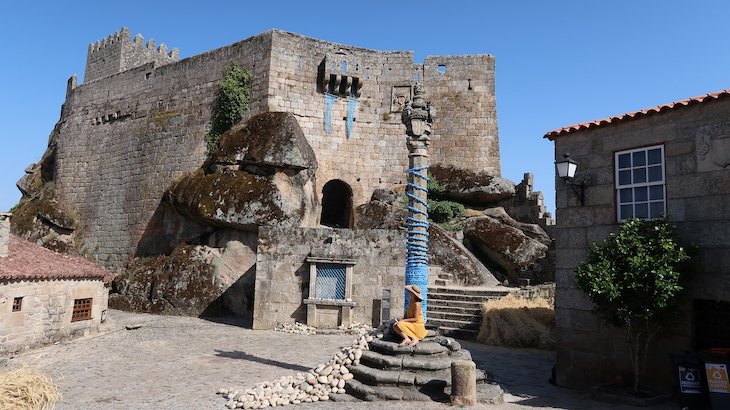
614;145;666;222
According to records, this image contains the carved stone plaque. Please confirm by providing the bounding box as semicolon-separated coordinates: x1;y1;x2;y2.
697;122;730;172
391;85;412;113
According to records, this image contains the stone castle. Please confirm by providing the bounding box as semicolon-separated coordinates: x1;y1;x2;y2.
15;28;552;327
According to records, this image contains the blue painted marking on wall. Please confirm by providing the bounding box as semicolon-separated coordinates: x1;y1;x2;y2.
324;93;336;133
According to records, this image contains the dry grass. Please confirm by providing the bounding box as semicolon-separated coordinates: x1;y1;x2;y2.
476;294;556;349
0;368;61;410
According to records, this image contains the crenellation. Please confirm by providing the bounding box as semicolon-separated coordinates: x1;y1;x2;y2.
85;27;179;83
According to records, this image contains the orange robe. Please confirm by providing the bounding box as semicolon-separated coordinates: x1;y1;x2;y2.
396;301;428;340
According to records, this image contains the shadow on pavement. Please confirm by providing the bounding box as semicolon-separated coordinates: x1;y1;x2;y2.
202;315;253;329
214;350;310;372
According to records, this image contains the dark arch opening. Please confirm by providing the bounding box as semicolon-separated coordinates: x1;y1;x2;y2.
320;180;353;228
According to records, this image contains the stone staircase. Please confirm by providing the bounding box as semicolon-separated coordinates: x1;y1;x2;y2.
426;285;512;339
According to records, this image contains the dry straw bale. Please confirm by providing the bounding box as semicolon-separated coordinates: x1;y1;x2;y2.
0;368;61;410
476;293;555;349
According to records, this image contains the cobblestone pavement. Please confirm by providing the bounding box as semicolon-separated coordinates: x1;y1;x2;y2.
5;310;675;409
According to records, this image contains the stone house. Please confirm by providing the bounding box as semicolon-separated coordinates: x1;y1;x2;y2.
546;89;730;389
0;214;113;355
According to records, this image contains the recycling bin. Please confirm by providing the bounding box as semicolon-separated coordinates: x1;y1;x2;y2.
672;352;708;410
701;349;730;410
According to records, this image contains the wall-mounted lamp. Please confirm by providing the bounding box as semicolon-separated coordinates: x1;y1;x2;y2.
555;153;586;206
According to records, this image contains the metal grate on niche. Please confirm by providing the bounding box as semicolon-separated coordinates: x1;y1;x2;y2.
315;263;346;300
72;298;93;322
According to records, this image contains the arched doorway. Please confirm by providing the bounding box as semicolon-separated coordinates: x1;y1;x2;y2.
320;179;353;228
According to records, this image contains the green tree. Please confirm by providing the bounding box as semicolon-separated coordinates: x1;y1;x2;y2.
574;218;691;393
206;63;251;152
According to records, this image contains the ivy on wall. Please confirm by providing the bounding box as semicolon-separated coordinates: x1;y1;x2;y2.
206;63;252;153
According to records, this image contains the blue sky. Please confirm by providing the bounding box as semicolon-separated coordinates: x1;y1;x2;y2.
2;1;730;216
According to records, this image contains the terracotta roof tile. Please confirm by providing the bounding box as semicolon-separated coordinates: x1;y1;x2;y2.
544;88;730;140
0;235;114;284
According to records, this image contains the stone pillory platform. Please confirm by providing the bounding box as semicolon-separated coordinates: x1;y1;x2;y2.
346;329;503;403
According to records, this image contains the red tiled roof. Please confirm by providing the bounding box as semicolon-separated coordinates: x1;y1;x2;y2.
0;235;114;284
544;88;730;140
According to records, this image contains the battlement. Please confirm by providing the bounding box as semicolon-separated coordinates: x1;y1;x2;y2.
84;27;179;83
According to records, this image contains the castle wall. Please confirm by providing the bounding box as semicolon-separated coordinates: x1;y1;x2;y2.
55;32;274;265
267;32;500;207
52;30;499;265
253;226;406;330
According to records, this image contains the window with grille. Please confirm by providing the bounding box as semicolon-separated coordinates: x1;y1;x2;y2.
315;263;346;300
615;145;666;221
71;298;92;322
12;297;22;312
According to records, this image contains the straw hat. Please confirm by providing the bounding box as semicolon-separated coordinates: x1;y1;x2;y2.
405;285;423;301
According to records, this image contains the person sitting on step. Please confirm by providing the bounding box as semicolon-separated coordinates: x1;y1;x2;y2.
392;285;427;346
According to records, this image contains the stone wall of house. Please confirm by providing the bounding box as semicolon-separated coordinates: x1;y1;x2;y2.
0;279;108;355
45;30;498;266
253;226;408;330
552;98;730;389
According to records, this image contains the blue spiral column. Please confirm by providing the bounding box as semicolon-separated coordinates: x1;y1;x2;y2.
401;84;434;321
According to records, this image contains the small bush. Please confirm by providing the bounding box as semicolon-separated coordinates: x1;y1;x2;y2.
0;368;61;410
428;199;464;223
476;294;555;349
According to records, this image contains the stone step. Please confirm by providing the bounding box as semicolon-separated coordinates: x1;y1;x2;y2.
428;286;511;298
345;379;504;403
437;326;479;340
348;364;487;388
428;292;508;303
428;299;486;310
345;378;446;401
369;338;450;358
434;279;450;286
428;305;482;316
427;317;480;331
360;349;472;372
428;311;482;323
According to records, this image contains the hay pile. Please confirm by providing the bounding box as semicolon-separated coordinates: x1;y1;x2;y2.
476;293;555;349
0;368;61;410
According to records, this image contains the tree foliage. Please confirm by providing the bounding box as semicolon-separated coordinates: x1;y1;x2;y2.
574;218;691;392
206;63;251;153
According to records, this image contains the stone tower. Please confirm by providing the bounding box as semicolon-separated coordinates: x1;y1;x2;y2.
84;27;179;83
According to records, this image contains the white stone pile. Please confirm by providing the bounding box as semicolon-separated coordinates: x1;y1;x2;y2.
274;322;316;335
337;322;373;336
217;332;379;408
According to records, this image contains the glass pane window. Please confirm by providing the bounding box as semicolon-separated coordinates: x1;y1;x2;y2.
618;153;631;169
615;145;665;221
633;151;646;166
619;188;633;204
649;201;665;219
